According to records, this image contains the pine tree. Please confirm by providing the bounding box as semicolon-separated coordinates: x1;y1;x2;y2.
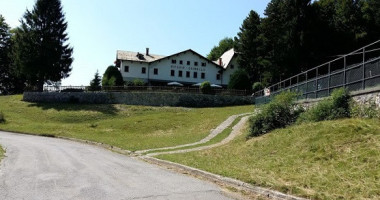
234;10;262;82
13;0;73;91
89;70;101;91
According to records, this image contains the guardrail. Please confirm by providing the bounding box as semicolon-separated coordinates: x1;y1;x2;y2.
39;85;253;97
254;40;380;104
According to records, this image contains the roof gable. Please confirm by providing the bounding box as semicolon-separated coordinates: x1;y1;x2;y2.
214;48;236;69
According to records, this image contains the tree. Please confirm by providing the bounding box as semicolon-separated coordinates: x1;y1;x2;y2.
200;81;212;94
0;16;25;94
228;69;251;90
234;10;263;82
207;37;235;61
88;70;101;91
13;0;73;91
102;65;124;87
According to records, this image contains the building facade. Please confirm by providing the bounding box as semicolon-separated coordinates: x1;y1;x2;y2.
115;48;239;87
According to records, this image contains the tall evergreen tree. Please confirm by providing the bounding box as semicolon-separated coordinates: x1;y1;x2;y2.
13;0;73;91
234;10;262;82
0;15;12;94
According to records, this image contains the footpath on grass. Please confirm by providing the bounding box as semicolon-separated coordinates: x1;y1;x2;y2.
135;111;306;200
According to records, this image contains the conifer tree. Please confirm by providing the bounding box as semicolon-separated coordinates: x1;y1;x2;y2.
89;70;102;91
13;0;73;91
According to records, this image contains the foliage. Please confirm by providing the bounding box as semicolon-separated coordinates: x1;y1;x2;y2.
350;101;380;119
234;10;263;82
200;81;212;94
207;37;236;61
13;0;73;91
249;91;302;137
227;69;251;90
132;79;145;86
61;88;84;93
102;65;124;87
88;70;102;91
230;0;380;86
252;82;264;93
297;88;351;123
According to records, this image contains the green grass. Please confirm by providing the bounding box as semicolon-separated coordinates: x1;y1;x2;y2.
144;115;245;154
157;118;380;200
0;95;253;151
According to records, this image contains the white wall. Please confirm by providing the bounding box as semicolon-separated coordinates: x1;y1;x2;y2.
120;51;226;85
222;57;239;85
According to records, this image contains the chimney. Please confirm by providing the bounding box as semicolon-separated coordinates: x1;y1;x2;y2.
219;58;222;66
146;48;149;56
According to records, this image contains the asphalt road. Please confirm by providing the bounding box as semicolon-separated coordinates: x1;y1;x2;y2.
0;131;233;200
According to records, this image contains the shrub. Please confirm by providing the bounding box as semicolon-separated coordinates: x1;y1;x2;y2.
0;111;5;123
228;69;251;90
132;79;145;86
200;81;212;94
102;65;124;87
297;88;351;123
252;82;264;93
61;88;84;92
249;91;302;137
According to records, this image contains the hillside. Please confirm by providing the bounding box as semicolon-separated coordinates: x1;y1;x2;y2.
158;118;380;199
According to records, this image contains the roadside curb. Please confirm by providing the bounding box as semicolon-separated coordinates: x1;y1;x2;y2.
140;156;307;200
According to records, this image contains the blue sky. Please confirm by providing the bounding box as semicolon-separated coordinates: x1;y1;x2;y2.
0;0;270;86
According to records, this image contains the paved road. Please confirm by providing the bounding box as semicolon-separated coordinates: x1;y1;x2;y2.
0;131;233;200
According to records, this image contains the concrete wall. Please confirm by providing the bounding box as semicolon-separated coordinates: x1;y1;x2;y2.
23;92;254;107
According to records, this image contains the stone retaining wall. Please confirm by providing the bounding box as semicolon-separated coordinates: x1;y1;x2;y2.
297;87;380;109
23;92;254;107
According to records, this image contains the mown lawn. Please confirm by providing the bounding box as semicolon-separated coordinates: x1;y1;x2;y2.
0;95;253;151
157;118;380;200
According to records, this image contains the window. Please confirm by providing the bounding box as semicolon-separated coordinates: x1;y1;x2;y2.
194;62;198;66
172;59;176;64
141;67;146;74
124;66;129;72
178;70;183;77
201;62;206;67
187;61;191;65
179;60;183;65
186;71;190;78
170;70;175;76
216;74;221;80
154;68;158;75
201;73;205;79
230;64;234;69
193;72;198;78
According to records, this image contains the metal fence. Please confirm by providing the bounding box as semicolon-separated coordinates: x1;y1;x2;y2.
254;40;380;104
42;85;252;96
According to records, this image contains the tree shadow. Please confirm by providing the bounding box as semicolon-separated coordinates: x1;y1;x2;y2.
27;102;118;115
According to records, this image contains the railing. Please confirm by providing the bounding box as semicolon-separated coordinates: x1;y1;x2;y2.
254;40;380;104
41;85;252;96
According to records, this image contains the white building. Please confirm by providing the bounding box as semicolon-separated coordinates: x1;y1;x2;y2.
115;48;239;87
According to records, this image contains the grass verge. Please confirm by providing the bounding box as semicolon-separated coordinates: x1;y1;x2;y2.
144;115;245;154
0;145;4;161
157;118;380;200
0;95;253;151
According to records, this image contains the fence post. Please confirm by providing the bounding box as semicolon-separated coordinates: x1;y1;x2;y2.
362;47;366;90
328;62;331;96
343;56;346;89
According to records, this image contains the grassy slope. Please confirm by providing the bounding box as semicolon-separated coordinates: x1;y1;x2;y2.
0;95;253;151
158;118;380;200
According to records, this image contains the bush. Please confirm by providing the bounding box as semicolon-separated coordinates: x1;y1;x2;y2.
102;65;124;87
249;91;302;137
61;88;84;92
297;88;351;123
0;111;5;123
228;69;251;90
200;81;212;94
252;82;264;93
132;79;145;86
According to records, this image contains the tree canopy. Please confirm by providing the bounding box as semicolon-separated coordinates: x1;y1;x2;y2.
13;0;73;91
102;65;124;87
207;37;236;61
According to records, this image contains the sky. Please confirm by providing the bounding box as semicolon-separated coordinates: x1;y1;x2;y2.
0;0;270;86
